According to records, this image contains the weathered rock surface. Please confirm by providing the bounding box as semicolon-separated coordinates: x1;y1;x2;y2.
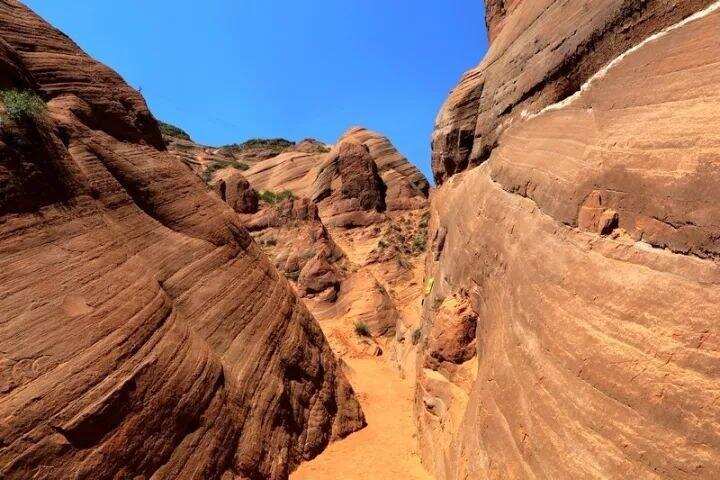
0;2;365;479
212;169;259;214
421;1;720;479
168;127;430;343
432;0;717;184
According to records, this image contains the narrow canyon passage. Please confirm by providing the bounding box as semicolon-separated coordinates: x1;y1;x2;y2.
291;356;431;480
290;219;432;479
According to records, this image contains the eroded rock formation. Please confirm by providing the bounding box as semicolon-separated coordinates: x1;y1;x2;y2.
168;127;430;364
0;2;365;479
420;1;720;479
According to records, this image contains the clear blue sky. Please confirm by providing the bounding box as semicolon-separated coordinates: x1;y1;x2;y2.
24;0;487;181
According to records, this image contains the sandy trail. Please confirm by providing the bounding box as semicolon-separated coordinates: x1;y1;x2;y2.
291;356;432;480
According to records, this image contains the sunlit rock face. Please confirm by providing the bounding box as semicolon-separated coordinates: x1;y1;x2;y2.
169;126;430;359
0;2;365;479
421;1;720;479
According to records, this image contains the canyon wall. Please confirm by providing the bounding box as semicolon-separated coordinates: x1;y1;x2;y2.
166;127;430;366
0;2;365;479
420;1;720;479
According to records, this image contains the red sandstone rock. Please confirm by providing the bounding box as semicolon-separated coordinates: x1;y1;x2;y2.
432;0;716;184
0;2;364;479
212;170;259;214
169;127;430;339
421;2;720;479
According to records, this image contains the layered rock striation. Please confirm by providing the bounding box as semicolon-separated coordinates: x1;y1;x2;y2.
167;126;430;363
0;2;364;479
420;1;720;479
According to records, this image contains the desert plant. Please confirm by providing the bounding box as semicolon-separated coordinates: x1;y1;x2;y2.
201;163;224;183
228;160;250;171
354;321;371;337
284;270;300;281
201;160;249;183
222;138;294;154
412;231;427;252
158;121;191;140
1;89;46;123
411;328;422;345
257;189;294;205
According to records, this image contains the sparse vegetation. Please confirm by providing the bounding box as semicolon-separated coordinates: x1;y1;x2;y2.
424;277;435;295
412;211;430;253
158;121;191;141
354;320;371;337
228;160;250;171
411;328;422;345
201;160;249;182
396;254;411;270
257;189;295;205
411;231;427;252
202;163;224;183
284;270;300;281
222;138;294;155
1;89;46;124
307;143;331;154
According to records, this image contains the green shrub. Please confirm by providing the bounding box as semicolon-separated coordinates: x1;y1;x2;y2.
354;321;371;338
201;163;224;183
284;270;300;281
228;160;250;171
222;138;294;154
412;232;427;252
411;328;422;345
257;189;294;205
201;161;249;183
1;90;46;123
158;121;191;140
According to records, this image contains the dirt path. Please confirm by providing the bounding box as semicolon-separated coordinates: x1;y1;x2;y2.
291;356;432;480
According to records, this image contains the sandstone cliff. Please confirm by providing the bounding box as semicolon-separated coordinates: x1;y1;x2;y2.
421;1;720;479
0;2;365;479
167;127;430;364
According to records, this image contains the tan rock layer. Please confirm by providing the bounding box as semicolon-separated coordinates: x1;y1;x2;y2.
432;0;716;184
421;2;720;479
0;2;364;479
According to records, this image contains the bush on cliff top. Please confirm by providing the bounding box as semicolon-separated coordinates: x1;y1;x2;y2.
0;90;46;123
159;121;191;141
201;161;250;183
222;138;294;154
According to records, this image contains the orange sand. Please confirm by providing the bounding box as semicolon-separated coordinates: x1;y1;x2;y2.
291;357;432;480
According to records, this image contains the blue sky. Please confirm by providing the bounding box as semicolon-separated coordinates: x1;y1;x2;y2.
24;0;487;181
